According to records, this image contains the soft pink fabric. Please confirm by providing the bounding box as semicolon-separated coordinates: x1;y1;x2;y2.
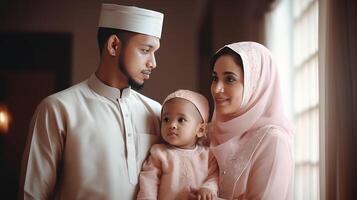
212;126;294;200
163;89;209;123
211;42;292;144
137;144;218;200
210;42;294;199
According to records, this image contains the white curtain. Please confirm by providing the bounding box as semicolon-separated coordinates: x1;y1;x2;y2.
319;0;357;199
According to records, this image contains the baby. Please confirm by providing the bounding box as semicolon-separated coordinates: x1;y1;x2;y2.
137;89;218;200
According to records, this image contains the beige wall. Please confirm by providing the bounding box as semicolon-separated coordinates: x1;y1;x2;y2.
0;0;270;102
196;0;268;111
212;0;266;50
0;0;207;102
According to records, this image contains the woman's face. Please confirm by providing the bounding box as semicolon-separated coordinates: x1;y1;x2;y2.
211;54;244;121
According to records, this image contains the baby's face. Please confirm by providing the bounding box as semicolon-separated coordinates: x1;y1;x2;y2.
161;98;203;149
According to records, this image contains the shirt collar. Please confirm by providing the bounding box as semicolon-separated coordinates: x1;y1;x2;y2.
172;144;198;152
88;73;131;100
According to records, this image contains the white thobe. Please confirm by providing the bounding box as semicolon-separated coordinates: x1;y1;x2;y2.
19;74;161;200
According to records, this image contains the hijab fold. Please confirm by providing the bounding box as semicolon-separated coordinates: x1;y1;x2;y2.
211;42;292;145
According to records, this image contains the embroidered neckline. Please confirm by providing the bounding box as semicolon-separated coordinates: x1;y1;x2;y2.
211;126;274;199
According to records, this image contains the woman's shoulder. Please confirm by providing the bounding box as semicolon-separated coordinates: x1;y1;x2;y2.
259;125;292;141
256;125;293;153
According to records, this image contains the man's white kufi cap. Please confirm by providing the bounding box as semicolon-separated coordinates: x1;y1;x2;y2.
98;4;164;38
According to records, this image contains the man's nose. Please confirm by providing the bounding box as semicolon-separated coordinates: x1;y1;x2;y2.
147;55;157;69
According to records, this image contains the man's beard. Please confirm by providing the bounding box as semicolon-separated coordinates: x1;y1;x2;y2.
118;54;144;91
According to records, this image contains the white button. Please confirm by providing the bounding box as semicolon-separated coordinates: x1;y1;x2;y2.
128;133;132;137
223;171;226;175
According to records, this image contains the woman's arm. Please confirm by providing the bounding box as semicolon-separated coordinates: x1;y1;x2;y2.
201;150;219;193
246;128;294;200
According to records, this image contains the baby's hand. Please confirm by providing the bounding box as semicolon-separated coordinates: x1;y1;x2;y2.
197;187;215;200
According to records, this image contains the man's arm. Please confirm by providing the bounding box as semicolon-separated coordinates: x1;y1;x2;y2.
19;98;65;200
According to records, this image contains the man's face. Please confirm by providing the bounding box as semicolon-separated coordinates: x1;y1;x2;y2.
118;34;160;90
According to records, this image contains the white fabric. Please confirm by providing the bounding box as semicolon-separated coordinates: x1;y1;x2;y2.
98;4;164;38
20;74;161;200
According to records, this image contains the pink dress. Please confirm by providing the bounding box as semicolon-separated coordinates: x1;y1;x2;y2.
211;126;294;199
137;144;218;200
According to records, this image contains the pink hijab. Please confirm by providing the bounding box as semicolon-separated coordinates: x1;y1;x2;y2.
211;42;292;145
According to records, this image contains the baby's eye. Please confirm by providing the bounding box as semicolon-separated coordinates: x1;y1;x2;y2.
162;117;170;123
178;118;186;123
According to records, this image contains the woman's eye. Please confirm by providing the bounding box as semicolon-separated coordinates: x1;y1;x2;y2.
225;76;237;83
212;75;218;82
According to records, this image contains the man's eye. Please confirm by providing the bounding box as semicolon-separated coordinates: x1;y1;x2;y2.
162;117;170;122
141;49;149;53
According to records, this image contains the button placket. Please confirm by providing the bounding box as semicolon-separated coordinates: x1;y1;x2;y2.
118;98;137;184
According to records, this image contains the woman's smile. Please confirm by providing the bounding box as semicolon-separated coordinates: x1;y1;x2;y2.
214;96;229;105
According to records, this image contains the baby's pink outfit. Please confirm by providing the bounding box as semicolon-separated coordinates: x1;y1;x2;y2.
137;144;218;200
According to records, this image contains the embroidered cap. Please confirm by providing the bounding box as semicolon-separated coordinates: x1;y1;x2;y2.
163;89;209;123
98;4;164;38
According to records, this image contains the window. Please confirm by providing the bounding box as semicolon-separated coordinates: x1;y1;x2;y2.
265;0;319;199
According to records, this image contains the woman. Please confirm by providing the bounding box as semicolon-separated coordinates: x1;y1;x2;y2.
210;42;294;199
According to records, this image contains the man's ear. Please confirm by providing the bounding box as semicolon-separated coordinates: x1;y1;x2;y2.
106;34;121;56
196;123;207;138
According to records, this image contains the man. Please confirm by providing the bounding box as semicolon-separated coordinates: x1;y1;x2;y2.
19;4;164;199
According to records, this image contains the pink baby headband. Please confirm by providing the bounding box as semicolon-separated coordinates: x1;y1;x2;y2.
163;89;209;123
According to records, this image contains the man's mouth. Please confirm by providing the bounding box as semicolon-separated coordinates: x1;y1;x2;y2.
142;70;151;80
